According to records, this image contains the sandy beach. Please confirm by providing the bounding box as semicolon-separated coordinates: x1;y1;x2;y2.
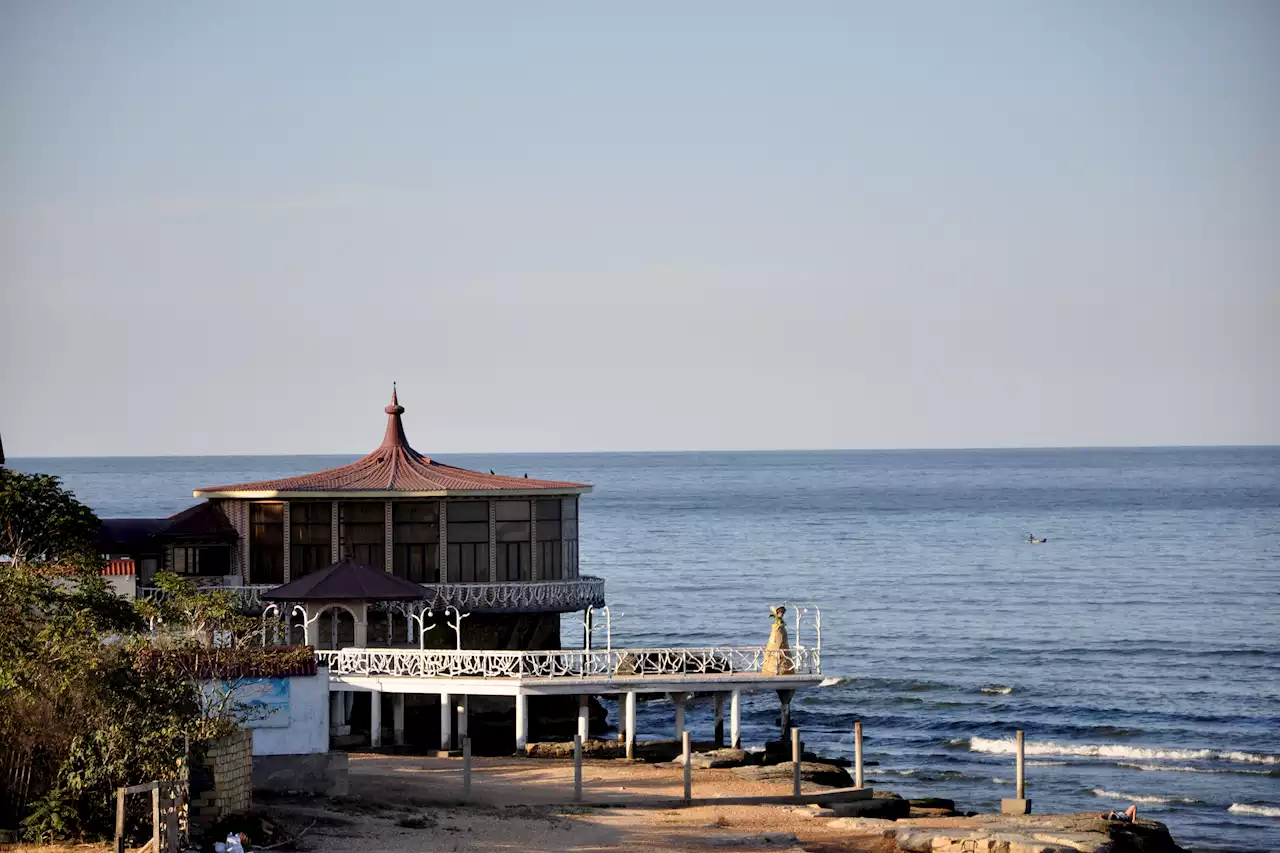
259;752;892;852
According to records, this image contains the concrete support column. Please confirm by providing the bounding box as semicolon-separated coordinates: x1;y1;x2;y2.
393;694;405;746
457;696;469;743
672;693;686;741
331;691;345;727
624;692;637;760
577;695;590;742
440;692;453;751
344;691;354;721
515;693;529;753
714;693;725;748
730;689;742;749
369;691;382;748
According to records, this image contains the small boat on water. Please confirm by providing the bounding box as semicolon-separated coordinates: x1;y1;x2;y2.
1027;534;1048;544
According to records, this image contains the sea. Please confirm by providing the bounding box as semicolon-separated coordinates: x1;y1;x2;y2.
9;447;1280;852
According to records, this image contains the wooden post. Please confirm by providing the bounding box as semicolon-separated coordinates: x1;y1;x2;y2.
1016;729;1025;799
854;721;864;789
682;730;692;803
791;727;802;797
114;787;126;853
164;786;178;853
462;738;472;797
151;786;161;853
573;735;583;802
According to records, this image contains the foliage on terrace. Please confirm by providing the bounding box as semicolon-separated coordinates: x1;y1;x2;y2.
0;469;288;842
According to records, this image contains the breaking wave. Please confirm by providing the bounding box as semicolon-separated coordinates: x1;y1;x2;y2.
1091;789;1200;805
1228;803;1280;818
965;737;1279;765
818;677;846;687
980;685;1014;695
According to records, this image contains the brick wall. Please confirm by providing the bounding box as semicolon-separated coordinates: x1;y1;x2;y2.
190;729;253;830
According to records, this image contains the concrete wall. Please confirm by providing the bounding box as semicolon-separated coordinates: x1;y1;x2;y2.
253;751;348;796
251;668;330;756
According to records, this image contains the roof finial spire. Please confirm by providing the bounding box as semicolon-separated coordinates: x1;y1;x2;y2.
386;382;404;416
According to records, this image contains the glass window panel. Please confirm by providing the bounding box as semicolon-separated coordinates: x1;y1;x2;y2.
536;499;561;521
496;521;530;543
393;501;438;524
563;499;577;520
495;500;529;522
448;501;488;523
536;520;561;542
447;521;489;543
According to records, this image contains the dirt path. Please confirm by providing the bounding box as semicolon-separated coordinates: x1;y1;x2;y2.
259;753;893;853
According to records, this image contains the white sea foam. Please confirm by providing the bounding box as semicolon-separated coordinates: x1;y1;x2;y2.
980;685;1013;695
966;737;1279;766
1027;760;1070;767
819;677;846;687
1228;803;1280;818
1091;788;1199;805
992;777;1011;784
1118;762;1274;776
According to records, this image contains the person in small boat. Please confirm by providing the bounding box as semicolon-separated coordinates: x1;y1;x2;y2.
1028;533;1047;544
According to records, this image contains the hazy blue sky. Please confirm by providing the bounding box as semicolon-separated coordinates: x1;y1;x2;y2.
2;1;1277;455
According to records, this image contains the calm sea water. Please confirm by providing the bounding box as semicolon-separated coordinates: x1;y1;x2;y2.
10;447;1280;851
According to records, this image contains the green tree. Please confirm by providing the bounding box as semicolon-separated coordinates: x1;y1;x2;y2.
0;469;102;573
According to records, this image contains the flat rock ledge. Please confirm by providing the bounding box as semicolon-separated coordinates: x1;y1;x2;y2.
828;813;1186;853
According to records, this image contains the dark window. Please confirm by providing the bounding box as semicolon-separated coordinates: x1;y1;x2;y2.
172;546;229;576
495;500;530;581
250;503;284;584
342;502;385;569
290;501;332;577
446;501;489;583
393;501;439;583
536;499;565;579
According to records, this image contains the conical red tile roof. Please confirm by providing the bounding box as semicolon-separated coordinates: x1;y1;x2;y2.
194;388;591;498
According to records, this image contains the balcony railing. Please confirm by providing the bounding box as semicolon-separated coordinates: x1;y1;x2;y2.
139;576;606;614
138;584;277;610
314;645;820;679
389;576;605;614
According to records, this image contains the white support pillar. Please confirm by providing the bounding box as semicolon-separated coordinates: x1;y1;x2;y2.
344;690;354;721
672;693;686;742
440;692;453;751
515;693;529;753
730;689;742;749
369;690;382;748
577;695;590;743
393;694;405;746
457;695;469;743
714;693;726;747
624;692;637;760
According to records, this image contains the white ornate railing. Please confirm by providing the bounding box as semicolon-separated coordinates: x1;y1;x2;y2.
141;577;605;614
382;576;606;613
138;584;277;610
314;645;820;679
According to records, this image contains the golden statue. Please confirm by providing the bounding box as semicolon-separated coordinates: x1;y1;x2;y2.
762;605;794;675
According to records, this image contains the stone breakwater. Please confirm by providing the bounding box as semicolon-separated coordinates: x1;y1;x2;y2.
829;813;1186;853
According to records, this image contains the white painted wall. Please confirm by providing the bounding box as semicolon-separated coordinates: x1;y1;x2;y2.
251;667;331;756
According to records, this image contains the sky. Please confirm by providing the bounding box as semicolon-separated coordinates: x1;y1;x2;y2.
1;1;1278;456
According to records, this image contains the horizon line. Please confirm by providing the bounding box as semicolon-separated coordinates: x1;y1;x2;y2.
8;441;1280;462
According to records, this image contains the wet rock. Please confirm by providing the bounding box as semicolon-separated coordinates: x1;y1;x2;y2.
830;797;910;820
909;797;956;811
670;748;748;769
729;761;853;788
